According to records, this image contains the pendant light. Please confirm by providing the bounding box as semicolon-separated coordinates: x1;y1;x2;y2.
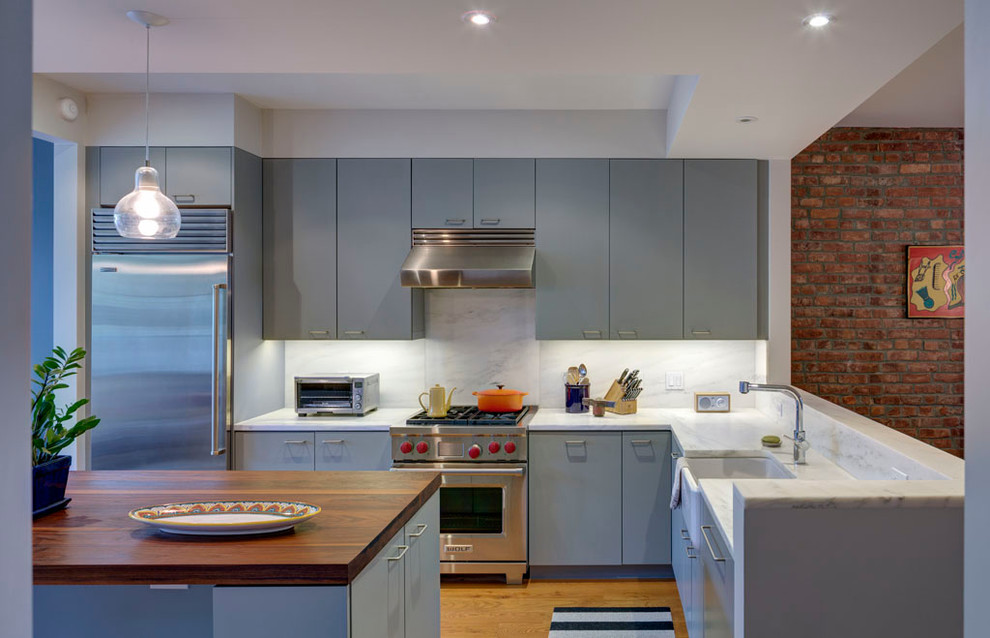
113;11;180;240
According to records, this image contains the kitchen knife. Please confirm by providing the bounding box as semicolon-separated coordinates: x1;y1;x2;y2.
618;368;629;385
628;388;642;400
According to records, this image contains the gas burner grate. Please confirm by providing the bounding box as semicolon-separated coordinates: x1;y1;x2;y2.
406;405;531;426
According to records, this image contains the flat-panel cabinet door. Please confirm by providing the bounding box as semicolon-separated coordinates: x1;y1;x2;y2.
474;159;535;228
529;432;622;565
404;493;440;638
701;505;734;638
412;159;474;228
99;147;166;206
610;160;684;339
314;431;391;471
683;159;758;339
535;159;610;340
621;432;672;565
233;432;315;470
165;147;233;206
262;159;336;340
337;159;424;340
351;529;406;638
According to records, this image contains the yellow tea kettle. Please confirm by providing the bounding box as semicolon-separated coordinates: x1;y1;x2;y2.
419;384;456;418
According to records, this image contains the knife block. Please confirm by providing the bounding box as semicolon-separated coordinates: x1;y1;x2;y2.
603;380;638;415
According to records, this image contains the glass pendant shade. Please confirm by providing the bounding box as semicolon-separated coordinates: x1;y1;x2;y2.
113;166;181;239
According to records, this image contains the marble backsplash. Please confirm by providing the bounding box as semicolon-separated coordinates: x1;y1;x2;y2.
283;289;765;410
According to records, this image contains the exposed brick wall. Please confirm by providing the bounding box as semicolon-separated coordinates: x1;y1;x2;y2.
791;128;965;456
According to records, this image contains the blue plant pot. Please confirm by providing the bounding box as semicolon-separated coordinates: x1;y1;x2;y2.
33;455;71;517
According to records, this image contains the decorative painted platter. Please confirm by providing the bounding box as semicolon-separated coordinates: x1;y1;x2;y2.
128;500;321;536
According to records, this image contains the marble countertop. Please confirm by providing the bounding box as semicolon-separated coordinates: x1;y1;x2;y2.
234;407;418;431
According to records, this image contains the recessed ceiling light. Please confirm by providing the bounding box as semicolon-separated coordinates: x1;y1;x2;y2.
736;116;759;124
463;10;495;27
803;13;832;28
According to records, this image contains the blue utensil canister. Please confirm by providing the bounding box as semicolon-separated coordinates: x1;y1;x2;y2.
565;384;590;413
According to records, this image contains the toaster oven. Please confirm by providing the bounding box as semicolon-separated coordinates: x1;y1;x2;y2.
295;374;380;416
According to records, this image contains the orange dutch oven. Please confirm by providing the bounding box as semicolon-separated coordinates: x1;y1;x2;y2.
473;384;529;412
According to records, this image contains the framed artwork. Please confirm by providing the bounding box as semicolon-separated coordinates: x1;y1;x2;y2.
907;245;965;318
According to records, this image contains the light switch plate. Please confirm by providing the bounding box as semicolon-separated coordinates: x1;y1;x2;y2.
695;392;730;413
665;371;684;390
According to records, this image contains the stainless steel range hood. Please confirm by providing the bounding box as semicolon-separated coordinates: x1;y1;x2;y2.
400;228;535;288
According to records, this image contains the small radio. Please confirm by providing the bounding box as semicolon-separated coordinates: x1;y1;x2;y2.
695;392;730;413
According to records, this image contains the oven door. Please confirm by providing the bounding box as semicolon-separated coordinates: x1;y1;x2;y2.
391;462;527;564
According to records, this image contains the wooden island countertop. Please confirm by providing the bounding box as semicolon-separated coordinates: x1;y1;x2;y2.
33;470;440;586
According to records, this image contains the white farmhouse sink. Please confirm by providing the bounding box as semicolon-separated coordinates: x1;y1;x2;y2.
684;455;796;480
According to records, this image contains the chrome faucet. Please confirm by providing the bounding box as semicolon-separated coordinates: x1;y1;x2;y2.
739;381;809;465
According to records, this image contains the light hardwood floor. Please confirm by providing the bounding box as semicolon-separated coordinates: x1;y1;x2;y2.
440;578;686;637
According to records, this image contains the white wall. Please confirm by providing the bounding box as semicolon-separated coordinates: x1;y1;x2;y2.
262;109;667;158
0;0;33;635
965;1;990;634
282;290;762;413
86;93;239;147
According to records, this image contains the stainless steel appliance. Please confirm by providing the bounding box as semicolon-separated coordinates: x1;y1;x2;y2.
400;228;535;288
390;405;535;584
294;374;380;416
90;209;231;470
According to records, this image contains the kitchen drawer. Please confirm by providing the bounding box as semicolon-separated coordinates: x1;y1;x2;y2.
314;431;391;471
233;432;315;470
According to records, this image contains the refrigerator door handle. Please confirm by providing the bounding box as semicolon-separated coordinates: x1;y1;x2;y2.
211;283;228;456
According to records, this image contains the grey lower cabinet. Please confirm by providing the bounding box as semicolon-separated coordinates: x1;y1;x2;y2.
535;159;610;340
672;505;703;638
234;431;391;471
474;158;535;228
262;158;337;340
412;159;474;228
214;586;348;638
621;432;672;565
99;146;167;206
700;500;734;638
351;492;440;638
337;159;424;340
683;159;760;340
609;160;684;340
165;147;233;206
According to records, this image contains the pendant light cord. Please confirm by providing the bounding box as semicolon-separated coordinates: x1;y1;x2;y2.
144;24;150;166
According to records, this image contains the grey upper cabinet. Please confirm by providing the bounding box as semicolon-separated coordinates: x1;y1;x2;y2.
683;159;759;339
412;159;473;228
621;432;672;565
535;159;610;340
99;146;166;206
529;432;622;566
337;159;424;340
474;159;535;228
165;147;233;206
609;160;684;340
262;159;336;340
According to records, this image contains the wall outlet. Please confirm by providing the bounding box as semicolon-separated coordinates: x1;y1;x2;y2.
665;371;684;390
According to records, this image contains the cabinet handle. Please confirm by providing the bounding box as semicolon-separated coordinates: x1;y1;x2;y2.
681;529;690;540
387;545;410;562
409;523;429;538
686;545;697;559
308;330;331;338
343;330;366;338
701;525;726;562
321;439;345;445
445;218;467;225
617;330;639;339
564;440;586;446
283;440;309;445
672;453;682;459
691;329;712;336
479;218;501;225
630;440;652;446
582;330;603;340
173;194;196;204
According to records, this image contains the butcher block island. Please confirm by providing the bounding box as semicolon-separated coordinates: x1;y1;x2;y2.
34;470;441;638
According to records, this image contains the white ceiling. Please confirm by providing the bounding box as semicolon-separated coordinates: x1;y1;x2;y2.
33;0;964;158
839;25;963;127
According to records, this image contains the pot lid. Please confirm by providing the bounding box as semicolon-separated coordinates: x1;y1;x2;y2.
474;384;529;397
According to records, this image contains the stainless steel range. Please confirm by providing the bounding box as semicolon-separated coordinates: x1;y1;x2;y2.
390;405;535;585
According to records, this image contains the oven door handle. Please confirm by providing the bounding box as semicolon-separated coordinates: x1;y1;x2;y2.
390;467;525;477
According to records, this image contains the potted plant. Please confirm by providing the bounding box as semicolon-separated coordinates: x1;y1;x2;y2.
32;346;100;516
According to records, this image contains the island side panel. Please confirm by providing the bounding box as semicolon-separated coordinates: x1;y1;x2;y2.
214;586;347;638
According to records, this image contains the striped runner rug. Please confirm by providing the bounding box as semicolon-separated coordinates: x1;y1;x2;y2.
549;607;675;637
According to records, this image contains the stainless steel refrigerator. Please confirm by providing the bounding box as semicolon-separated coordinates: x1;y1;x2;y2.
90;209;231;470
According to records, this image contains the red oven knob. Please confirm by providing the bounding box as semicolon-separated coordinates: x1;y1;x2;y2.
468;444;482;459
504;441;517;454
399;441;413;454
488;441;501;454
416;441;429;454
